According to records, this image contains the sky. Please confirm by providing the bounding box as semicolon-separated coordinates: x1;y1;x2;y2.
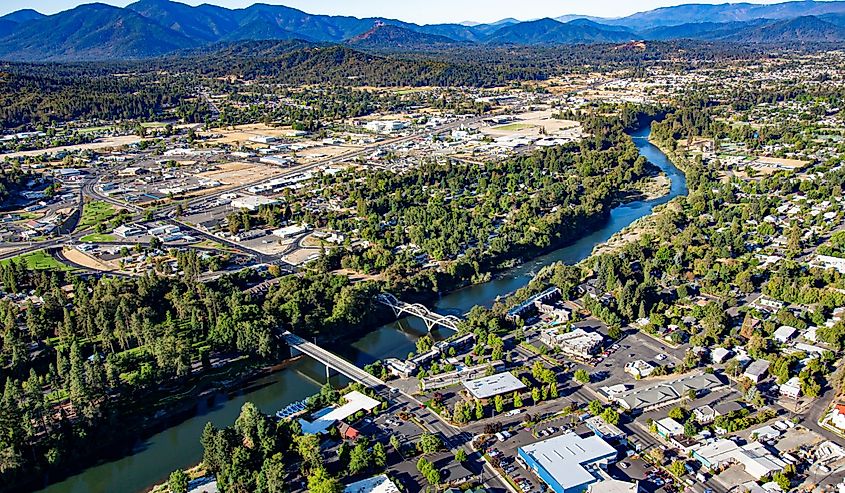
0;0;822;23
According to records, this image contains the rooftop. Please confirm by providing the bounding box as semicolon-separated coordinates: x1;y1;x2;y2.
299;391;380;435
344;475;400;493
615;372;725;411
463;371;526;399
519;432;617;492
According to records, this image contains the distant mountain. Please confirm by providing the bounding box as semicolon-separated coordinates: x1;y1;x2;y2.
1;9;45;24
347;23;463;49
608;0;845;29
2;0;845;61
127;0;239;43
555;14;611;24
641;20;765;40
721;15;845;42
485;18;634;44
0;3;197;61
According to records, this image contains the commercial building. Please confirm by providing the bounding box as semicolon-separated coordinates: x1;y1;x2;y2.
272;224;309;239
586;479;639;493
614;373;726;412
692;439;786;480
540;328;603;359
585;416;626;442
231;194;280;211
344;475;400;493
463;371;526;400
655;418;684;439
299;391;380;435
624;360;655;379
518;432;617;493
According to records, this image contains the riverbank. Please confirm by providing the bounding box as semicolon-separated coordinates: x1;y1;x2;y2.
39;123;689;493
592;137;688;257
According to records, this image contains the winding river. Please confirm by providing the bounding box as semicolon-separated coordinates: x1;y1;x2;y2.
37;125;687;493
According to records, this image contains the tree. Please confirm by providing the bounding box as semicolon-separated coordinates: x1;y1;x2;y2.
668;406;688;421
295;433;322;470
574;369;590;384
419;433;443;454
512;391;523;408
389;434;402;453
668;460;687;478
349;438;373;474
455;449;468;462
307;467;343;493
601;408;620;425
373;442;387;468
588;400;604;416
494;394;504;413
474;399;484;421
168;470;189;493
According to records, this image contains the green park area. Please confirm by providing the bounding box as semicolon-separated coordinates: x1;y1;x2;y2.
78;201;117;230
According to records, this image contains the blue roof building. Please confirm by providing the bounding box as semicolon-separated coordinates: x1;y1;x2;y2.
518;432;618;493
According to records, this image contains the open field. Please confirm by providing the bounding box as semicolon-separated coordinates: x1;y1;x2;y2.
0;251;73;271
201;123;304;146
78;201;117;229
80;233;118;242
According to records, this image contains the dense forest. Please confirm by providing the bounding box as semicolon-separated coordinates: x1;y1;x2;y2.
0;40;792;131
0;259;380;491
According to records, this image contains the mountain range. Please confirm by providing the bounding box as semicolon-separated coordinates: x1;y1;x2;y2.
2;0;845;61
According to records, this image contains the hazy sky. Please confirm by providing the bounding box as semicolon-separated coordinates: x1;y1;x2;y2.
0;0;821;23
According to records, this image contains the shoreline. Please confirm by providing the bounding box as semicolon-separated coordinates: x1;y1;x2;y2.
40;126;681;493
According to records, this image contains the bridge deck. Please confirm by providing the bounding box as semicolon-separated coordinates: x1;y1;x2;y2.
281;331;386;388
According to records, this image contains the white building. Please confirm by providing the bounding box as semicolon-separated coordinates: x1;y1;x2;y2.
743;360;770;384
827;405;845;431
540;327;603;359
773;326;797;344
624;360;655;379
693;439;786;480
272;224;309;239
298;391;380;435
463;371;526;400
231;195;280;211
779;377;801;399
344;475;400;493
113;224;144;238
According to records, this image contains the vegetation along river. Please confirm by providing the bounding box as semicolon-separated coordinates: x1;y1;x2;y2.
38;124;687;493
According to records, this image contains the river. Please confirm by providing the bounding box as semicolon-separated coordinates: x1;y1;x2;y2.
37;125;686;493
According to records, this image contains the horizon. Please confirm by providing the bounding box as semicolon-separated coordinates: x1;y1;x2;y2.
0;0;832;24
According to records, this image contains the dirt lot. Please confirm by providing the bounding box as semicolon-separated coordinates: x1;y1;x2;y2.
197;161;282;187
201;123;303;146
481;109;582;138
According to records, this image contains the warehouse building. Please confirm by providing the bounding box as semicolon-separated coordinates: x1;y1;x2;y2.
518;432;618;493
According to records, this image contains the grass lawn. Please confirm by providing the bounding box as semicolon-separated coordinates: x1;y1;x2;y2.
81;233;118;242
494;123;534;132
0;251;73;271
78;201;117;230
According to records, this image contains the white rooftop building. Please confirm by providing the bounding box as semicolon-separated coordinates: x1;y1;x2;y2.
693;439;786;480
463;371;526;400
344;475;400;493
540;328;603;358
231;194;280;211
299;391;380;435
